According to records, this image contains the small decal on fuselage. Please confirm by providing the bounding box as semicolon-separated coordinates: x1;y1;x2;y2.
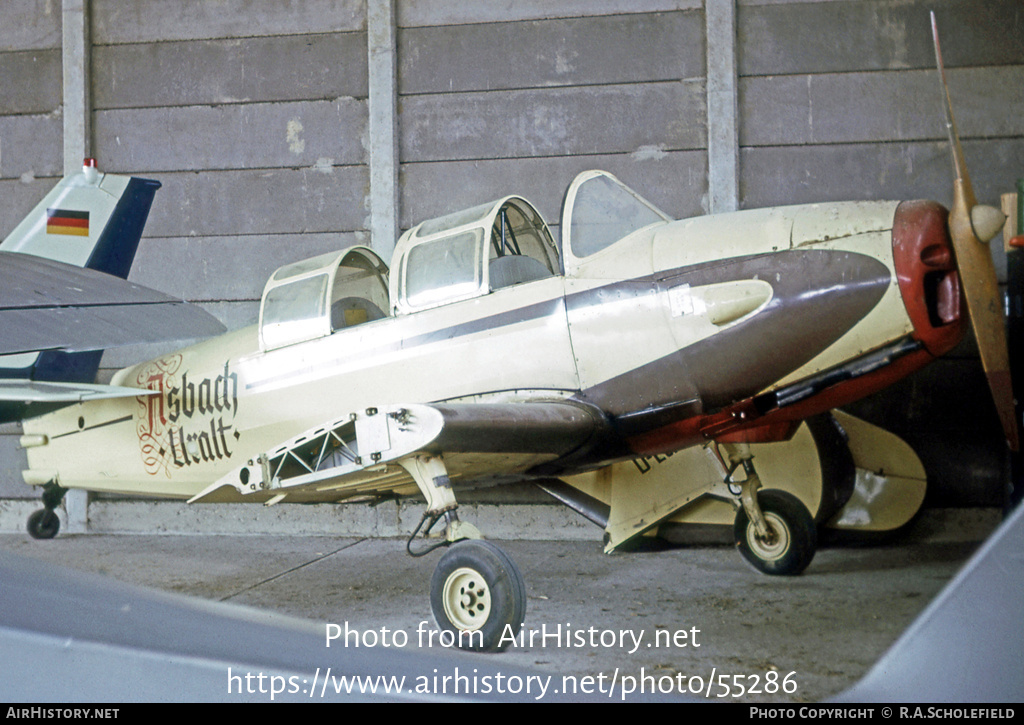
134;355;240;475
632;451;675;474
667;284;698;317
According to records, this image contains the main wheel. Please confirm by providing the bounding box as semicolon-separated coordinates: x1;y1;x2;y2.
734;489;816;576
430;539;526;652
27;508;60;540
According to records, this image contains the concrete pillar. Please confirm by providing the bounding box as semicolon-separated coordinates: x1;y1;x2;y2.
368;0;400;260
63;489;88;534
706;0;739;214
62;0;92;532
62;0;91;176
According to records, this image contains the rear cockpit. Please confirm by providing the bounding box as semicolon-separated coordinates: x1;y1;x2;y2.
258;247;390;352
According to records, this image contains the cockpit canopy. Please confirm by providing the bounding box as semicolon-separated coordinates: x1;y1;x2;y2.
257;171;673;351
391;196;559;314
259;246;389;351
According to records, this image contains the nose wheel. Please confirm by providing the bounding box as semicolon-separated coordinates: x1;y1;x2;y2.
714;441;817;576
430;539;526;652
733;488;816;575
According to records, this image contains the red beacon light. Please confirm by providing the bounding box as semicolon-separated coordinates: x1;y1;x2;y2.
82;157;99;184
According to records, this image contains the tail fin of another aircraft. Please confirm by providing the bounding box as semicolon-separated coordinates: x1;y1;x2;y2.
0;158;162;382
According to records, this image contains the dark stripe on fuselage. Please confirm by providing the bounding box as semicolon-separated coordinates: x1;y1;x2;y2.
51;415;133;440
399;298;564;350
399;249;885;383
570;249;892;425
245;298;567;392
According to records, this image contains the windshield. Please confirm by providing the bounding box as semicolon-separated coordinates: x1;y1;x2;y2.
569;174;669;258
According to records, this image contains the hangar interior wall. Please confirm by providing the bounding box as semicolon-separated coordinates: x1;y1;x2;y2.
1;0;1022;521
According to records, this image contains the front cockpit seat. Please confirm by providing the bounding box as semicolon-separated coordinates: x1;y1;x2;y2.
331;297;387;330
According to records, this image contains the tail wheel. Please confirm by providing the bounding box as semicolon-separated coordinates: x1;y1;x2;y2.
430;539;526;652
27;509;60;540
734;489;816;576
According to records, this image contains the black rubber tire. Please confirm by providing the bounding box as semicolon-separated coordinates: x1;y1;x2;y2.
734;489;816;576
27;509;60;540
430;539;526;652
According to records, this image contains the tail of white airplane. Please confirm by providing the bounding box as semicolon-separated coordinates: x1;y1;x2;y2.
0;158;161;381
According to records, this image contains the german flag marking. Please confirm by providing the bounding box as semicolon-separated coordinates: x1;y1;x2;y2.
46;208;90;236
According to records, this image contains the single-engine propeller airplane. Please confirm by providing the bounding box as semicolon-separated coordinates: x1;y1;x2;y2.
11;16;1018;651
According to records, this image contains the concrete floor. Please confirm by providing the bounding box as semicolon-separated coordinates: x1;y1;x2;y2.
0;519;994;703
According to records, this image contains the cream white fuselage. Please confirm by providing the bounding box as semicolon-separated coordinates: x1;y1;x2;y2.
21;197;916;501
24;276;577;497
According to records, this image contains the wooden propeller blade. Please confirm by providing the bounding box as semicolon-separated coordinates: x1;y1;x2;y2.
932;12;1020;451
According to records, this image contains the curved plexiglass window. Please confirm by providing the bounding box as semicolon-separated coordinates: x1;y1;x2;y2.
416;201;494;239
271;251;341;281
404;230;482;309
263;274;328;327
570;175;669;258
261;273;329;349
330;251;390;330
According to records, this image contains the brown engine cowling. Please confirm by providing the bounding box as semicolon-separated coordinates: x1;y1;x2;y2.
892;200;967;358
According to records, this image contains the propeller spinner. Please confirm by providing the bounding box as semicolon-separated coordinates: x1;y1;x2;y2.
932;12;1020;452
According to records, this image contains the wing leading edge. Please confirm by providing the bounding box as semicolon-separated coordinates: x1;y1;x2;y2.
190;401;612;504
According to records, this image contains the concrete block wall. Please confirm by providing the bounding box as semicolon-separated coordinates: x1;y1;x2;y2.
0;0;63;226
739;0;1024;209
396;2;709;228
93;0;371;345
0;0;1022;523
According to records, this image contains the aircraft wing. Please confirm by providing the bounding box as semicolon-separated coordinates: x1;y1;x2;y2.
0;251;225;356
190;401;611;504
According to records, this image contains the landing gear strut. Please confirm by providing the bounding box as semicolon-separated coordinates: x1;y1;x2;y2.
26;482;67;540
718;442;817;575
401;455;526;651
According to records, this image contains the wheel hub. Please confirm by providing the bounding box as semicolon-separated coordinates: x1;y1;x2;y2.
747;512;790;562
442;566;492;630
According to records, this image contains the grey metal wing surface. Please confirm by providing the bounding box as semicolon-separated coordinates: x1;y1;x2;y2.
836;499;1024;702
190;401;612;504
0;251;225;356
0;548;552;702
